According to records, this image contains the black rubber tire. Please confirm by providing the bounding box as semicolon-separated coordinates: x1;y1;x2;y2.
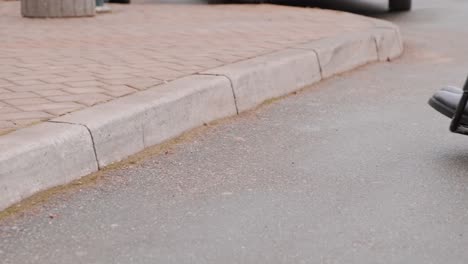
108;0;131;3
389;0;411;11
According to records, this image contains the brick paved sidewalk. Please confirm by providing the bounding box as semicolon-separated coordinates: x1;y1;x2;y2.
0;2;376;135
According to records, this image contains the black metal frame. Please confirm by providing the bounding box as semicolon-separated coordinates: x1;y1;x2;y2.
450;76;468;135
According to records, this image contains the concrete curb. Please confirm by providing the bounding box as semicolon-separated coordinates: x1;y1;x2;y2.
53;75;237;169
202;48;321;112
0;122;98;210
0;24;403;211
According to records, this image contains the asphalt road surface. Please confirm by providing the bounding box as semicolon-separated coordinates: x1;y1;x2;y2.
2;0;468;263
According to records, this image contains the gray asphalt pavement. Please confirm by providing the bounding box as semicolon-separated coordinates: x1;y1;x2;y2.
2;0;468;263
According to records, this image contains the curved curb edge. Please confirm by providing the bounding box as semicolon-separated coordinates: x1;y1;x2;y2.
0;24;403;211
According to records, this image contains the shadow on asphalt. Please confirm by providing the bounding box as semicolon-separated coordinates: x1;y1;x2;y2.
439;151;468;179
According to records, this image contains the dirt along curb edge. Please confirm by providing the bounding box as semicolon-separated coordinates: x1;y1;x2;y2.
0;23;403;211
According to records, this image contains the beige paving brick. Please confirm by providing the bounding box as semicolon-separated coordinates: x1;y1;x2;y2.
64;80;106;88
101;85;138;97
0;106;18;114
34;90;71;97
0;83;14;89
101;68;142;75
42;76;97;84
9;84;69;92
95;73;136;80
5;74;62;82
63;87;107;94
17;102;85;112
0;73;21;79
4;97;51;106
0;111;53;121
124;78;163;90
45;107;84;116
98;78;139;86
47;93;113;106
132;69;187;81
0;67;29;74
101;77;162;90
0;79;13;85
10;118;43;127
0;92;37;100
11;79;46;86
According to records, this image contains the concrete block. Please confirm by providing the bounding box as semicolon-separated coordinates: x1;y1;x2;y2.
371;27;404;61
0;122;97;211
203;48;321;112
53;75;237;168
294;32;379;79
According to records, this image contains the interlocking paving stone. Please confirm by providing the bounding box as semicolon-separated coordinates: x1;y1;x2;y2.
0;1;376;133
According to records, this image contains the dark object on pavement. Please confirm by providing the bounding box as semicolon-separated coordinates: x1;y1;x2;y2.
429;76;468;135
108;0;131;3
389;0;411;11
208;0;411;11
